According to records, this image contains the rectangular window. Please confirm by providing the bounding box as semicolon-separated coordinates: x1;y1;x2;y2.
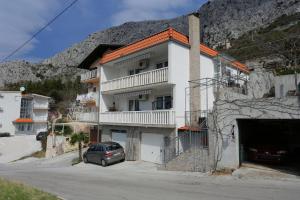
129;100;140;111
156;61;168;69
164;96;172;109
156;97;164;110
153;96;172;110
20;98;33;118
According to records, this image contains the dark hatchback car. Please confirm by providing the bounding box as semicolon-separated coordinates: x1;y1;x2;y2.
36;131;48;141
83;142;125;166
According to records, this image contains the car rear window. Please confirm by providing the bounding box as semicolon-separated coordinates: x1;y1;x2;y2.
105;143;122;151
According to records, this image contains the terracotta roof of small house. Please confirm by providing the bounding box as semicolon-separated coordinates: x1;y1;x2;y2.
14;118;33;123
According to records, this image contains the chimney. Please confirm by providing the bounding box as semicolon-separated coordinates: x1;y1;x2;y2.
188;13;201;127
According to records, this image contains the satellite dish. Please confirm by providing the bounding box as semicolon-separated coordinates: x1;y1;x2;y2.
20;86;25;92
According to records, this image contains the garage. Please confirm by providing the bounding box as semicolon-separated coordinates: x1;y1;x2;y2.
112;130;127;151
238;119;300;174
141;133;164;164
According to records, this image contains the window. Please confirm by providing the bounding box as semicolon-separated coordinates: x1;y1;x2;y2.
20;98;33;118
129;100;139;111
129;69;141;75
106;143;122;151
96;145;104;151
156;97;164;110
153;96;172;110
156;61;168;69
17;123;32;132
88;145;96;152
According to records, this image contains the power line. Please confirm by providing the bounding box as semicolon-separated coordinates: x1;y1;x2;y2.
0;0;79;63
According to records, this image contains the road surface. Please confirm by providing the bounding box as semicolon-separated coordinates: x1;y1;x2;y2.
0;154;299;200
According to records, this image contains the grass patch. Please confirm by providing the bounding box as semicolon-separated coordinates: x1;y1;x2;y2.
0;178;60;200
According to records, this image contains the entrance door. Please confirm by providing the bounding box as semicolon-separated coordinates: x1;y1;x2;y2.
141;133;164;164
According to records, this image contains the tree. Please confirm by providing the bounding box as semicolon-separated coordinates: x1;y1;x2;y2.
69;132;89;162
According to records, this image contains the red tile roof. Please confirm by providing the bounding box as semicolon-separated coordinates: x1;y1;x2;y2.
99;28;249;73
14;118;33;123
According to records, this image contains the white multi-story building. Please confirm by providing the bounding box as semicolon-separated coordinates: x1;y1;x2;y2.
0;91;50;135
74;14;249;163
94;14;249;163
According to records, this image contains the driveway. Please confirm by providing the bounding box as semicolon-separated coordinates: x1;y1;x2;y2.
0;154;300;200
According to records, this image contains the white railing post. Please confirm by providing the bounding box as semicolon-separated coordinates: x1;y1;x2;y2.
99;109;175;126
101;68;168;92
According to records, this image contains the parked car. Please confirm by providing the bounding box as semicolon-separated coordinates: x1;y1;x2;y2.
83;142;125;167
247;145;288;164
0;132;10;137
36;131;48;141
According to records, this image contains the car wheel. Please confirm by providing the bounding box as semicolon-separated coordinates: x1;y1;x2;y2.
120;158;125;162
101;159;107;167
83;156;88;163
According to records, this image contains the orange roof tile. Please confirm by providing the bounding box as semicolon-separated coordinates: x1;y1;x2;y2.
14;118;33;123
200;44;219;57
99;28;249;73
231;61;249;73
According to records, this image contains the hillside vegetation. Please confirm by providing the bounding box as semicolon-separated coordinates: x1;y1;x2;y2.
223;13;300;70
2;77;86;113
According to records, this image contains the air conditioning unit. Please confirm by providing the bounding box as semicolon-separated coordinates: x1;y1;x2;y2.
138;94;148;101
139;59;150;68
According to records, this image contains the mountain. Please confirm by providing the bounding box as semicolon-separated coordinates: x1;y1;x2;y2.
1;0;299;87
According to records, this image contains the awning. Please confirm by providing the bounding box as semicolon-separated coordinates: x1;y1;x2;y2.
14;118;33;123
114;90;152;99
178;126;201;132
114;53;151;67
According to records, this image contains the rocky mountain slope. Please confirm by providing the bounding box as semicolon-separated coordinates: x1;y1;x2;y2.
1;0;299;87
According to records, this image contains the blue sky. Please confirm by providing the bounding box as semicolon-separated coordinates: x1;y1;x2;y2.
0;0;206;62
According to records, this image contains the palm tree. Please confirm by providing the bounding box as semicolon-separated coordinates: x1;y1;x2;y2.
70;132;89;162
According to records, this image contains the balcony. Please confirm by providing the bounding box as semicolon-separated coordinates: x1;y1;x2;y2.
76;92;98;105
101;67;168;93
81;69;99;83
74;112;98;123
99;110;175;127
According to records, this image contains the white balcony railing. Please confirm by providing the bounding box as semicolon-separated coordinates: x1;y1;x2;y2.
76;92;98;104
81;69;99;82
75;112;98;123
101;67;168;92
100;110;175;126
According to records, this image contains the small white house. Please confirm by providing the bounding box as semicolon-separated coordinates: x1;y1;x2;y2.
0;91;50;135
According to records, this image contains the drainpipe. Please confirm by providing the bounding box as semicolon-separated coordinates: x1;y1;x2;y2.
188;13;201;127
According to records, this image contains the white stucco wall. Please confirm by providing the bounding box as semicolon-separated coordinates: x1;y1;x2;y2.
0;91;21;135
168;41;190;129
200;54;215;111
274;74;300;98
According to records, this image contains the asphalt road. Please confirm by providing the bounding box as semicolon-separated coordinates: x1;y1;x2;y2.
0;156;300;200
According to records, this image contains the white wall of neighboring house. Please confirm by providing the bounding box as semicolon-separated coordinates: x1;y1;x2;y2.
0;92;49;135
275;74;300;98
0;91;21;135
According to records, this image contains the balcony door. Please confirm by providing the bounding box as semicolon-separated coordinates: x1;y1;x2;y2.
152;96;172;110
129;100;140;111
